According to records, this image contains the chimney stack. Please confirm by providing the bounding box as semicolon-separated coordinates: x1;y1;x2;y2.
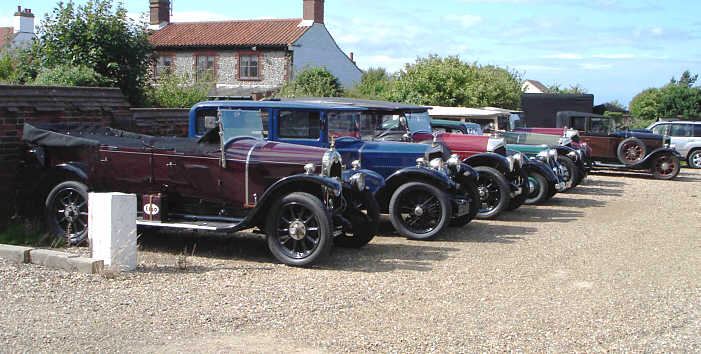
149;0;170;29
13;6;34;34
303;0;324;24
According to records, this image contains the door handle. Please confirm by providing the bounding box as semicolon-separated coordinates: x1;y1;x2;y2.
166;162;176;167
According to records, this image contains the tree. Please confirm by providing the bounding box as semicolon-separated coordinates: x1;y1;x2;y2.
34;0;153;105
148;73;213;108
32;64;113;87
629;71;701;123
351;67;394;99
278;66;343;98
386;55;522;109
547;83;588;95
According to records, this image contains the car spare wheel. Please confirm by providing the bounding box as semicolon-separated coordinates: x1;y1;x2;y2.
45;181;89;245
650;153;680;180
266;192;332;266
334;190;380;248
617;137;647;165
389;182;451;240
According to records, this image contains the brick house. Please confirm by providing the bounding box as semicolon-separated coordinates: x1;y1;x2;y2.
148;0;361;97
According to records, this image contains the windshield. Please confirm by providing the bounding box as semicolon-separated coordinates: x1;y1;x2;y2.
219;109;266;142
406;111;432;133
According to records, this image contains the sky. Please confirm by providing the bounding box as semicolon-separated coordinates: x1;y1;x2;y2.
2;0;700;106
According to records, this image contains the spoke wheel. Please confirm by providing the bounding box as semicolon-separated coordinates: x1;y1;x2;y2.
617;137;647;165
45;181;89;245
389;182;450;240
556;156;579;191
266;192;331;266
473;166;509;219
650;154;680;180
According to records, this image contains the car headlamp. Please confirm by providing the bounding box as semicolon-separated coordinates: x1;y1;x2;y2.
304;163;315;175
416;157;427;168
349;172;366;192
429;157;444;170
446;154;460;169
537;150;549;162
567;151;578;160
506;155;515;172
351;160;361;170
548;149;557;161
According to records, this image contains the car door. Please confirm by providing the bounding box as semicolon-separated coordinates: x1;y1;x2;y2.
151;143;223;202
96;146;154;194
582;116;616;159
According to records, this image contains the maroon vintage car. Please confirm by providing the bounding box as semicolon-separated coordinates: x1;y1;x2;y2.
20;109;382;266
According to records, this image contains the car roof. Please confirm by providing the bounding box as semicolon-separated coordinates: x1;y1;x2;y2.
651;121;701;124
284;97;430;111
556;111;607;119
191;100;368;111
431;119;480;128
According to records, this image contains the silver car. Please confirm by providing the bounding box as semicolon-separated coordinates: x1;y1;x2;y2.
646;121;701;168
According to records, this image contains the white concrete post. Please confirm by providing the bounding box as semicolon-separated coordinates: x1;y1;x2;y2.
88;193;137;271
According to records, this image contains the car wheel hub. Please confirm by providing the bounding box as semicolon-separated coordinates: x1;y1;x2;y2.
413;205;424;217
288;221;307;240
64;205;78;222
478;187;488;198
660;162;670;171
528;180;536;193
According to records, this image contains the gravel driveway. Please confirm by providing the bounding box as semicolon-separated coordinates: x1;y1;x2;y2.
1;169;700;352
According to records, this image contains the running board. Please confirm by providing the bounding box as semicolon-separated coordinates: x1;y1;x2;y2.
136;217;244;231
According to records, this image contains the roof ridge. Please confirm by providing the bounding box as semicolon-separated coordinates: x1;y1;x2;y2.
168;18;303;25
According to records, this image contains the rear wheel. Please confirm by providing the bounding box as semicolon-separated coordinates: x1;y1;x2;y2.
266;192;332;267
556;156;580;191
473;166;509;219
688;150;701;169
389;182;451;240
650;154;680;180
45;181;89;245
334;190;379;248
524;172;549;204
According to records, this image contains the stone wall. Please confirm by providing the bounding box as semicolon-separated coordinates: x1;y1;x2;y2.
121;108;189;137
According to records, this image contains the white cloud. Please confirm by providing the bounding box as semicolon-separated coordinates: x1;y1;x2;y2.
0;15;13;27
650;26;663;35
514;64;563;72
592;53;634;59
580;63;613;70
445;14;483;28
541;53;584;60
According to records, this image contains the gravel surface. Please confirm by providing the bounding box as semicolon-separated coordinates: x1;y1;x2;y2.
1;169;700;353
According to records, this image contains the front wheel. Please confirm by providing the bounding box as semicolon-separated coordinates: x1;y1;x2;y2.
45;181;89;245
506;168;529;211
524;172;549;204
650;154;680;180
450;180;479;227
556;156;580;191
688;150;701;169
473;166;510;219
266;192;332;266
389;182;451;240
334;190;380;248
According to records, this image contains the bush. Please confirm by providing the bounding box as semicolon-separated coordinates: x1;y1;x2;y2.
149;73;213;108
32;64;113;87
279;66;343;98
352;67;394;99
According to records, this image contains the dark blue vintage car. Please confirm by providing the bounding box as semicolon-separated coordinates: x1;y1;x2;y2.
189;100;478;240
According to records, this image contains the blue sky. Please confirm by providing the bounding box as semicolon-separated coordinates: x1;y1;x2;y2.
2;0;700;106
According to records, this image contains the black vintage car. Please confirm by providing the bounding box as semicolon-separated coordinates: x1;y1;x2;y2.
20;111;384;266
556;111;681;180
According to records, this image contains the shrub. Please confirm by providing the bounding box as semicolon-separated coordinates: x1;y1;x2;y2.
32;64;113;87
149;73;213;108
279;66;343;98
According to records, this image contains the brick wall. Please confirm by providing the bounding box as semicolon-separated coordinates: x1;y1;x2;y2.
0;85;131;225
122;108;189;137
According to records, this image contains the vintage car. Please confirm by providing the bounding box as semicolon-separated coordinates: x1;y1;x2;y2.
188;100;476;240
642;121;701;169
555;111;681;179
20;110;385;267
283;98;528;220
505;149;560;204
431;120;484;135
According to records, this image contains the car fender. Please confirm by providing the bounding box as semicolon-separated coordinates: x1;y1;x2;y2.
342;168;385;195
523;159;559;184
462;153;511;176
54;162;89;182
243;174;342;229
375;167;455;209
629;147;681;168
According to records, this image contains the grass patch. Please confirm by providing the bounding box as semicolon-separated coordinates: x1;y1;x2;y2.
0;219;45;246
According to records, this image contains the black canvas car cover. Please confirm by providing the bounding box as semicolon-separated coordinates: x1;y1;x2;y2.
22;123;218;154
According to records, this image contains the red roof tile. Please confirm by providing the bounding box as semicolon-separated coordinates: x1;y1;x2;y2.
0;27;14;48
149;19;311;48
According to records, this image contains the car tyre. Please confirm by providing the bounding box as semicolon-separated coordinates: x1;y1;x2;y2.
334;190;380;248
650;153;680;180
687;149;701;169
266;192;332;267
389;182;451;240
617;137;647;165
449;180;479;227
556;155;580;191
524;172;549;204
473;166;510;219
45;181;89;246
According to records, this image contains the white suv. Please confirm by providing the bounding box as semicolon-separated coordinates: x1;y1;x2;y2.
646;121;701;168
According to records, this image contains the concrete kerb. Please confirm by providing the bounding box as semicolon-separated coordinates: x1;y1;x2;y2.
0;245;104;274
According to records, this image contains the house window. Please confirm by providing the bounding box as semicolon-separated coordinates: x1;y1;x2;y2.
239;53;260;80
154;55;173;80
196;55;215;81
